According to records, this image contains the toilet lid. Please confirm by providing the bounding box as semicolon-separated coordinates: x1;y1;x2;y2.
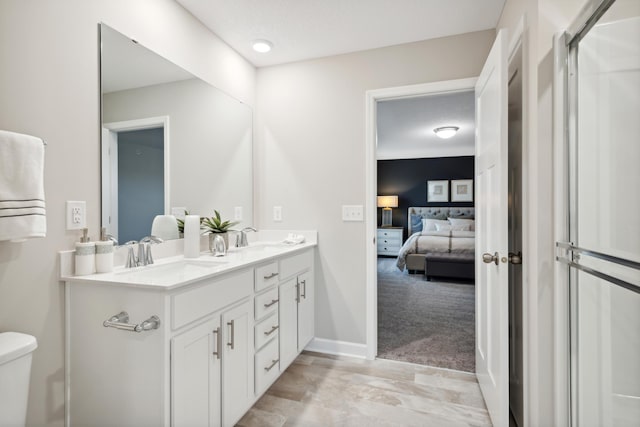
0;332;37;365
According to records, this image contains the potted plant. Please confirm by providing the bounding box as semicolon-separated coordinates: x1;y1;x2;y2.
201;210;239;250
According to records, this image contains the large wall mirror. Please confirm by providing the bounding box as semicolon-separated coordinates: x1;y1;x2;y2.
100;23;253;243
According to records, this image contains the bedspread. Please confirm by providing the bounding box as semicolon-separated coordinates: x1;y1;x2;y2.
396;231;475;271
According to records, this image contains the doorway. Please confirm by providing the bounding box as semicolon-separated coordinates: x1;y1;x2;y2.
102;116;170;242
375;92;477;372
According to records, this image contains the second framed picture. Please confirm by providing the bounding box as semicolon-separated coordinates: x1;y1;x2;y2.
427;180;449;202
451;179;473;202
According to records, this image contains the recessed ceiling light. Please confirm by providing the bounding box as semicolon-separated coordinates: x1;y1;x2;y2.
252;40;273;53
433;126;459;139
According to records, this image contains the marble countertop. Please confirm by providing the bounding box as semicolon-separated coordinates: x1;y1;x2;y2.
60;231;317;291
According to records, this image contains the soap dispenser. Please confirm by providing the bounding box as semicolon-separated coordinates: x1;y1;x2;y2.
75;228;96;276
95;228;114;273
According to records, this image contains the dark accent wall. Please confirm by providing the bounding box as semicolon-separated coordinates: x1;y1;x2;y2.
377;156;474;239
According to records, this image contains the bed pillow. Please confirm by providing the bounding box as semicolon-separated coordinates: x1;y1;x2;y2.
448;217;475;231
435;223;453;231
410;214;424;233
421;218;450;233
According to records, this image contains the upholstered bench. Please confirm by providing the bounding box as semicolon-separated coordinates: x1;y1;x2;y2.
424;253;475;281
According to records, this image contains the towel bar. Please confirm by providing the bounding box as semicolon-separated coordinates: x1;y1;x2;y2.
103;311;161;332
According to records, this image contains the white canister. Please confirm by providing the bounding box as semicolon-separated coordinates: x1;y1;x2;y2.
183;215;201;259
95;240;114;273
75;242;96;276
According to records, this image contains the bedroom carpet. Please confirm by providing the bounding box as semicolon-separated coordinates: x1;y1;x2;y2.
377;257;476;372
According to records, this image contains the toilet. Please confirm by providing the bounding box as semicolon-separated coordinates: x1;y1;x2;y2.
0;332;37;427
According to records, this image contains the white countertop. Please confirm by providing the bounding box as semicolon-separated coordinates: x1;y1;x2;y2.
60;231;317;291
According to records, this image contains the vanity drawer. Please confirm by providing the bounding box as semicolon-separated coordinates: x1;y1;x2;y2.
254;286;279;320
255;311;279;350
171;270;253;330
255;262;279;292
279;250;312;280
255;337;280;395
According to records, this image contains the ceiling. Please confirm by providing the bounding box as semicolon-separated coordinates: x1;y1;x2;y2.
101;24;193;93
376;91;475;160
176;0;506;67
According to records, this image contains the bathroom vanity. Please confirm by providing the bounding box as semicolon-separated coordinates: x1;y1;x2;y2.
62;238;315;426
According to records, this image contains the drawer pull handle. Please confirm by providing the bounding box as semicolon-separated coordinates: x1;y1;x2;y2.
263;272;279;279
212;327;221;359
264;299;279;308
264;325;279;336
227;320;235;350
300;279;306;299
265;359;279;372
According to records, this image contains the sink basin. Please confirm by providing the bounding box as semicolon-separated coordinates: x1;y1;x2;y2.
114;258;227;284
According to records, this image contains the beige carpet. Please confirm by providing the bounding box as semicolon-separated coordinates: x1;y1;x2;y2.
377;257;476;372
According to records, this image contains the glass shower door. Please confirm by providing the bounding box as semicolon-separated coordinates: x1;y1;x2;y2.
560;1;640;426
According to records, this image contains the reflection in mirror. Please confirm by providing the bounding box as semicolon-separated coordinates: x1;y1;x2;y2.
100;23;253;243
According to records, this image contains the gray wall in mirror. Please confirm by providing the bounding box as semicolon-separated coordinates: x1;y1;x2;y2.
100;23;253;242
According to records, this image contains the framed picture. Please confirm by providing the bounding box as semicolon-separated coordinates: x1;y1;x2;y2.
427;180;449;202
451;179;473;202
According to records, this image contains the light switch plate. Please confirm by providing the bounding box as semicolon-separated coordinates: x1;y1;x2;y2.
234;206;243;221
342;205;364;221
66;201;86;230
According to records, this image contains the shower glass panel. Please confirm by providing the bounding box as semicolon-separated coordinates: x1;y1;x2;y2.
567;1;640;426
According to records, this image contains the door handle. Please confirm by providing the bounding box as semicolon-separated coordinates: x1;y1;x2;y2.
227;320;235;350
509;252;522;265
482;252;499;265
300;279;306;299
212;326;221;359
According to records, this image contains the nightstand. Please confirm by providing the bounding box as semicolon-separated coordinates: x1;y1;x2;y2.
377;227;403;256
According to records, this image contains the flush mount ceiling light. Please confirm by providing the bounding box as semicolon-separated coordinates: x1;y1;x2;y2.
252;39;273;53
433;126;460;139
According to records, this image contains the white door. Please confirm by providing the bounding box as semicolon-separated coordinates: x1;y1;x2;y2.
279;277;298;370
221;300;253;427
475;29;509;427
171;317;221;426
297;271;314;351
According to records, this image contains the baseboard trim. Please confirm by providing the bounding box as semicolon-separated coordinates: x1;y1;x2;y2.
304;337;367;359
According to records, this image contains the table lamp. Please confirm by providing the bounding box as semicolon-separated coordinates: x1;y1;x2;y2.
377;195;398;227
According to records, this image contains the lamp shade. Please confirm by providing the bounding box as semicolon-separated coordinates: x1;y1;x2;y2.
377;195;398;208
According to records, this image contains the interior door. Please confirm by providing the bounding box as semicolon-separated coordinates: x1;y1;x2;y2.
475;29;509;427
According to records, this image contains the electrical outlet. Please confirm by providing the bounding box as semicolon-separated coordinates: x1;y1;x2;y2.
234;206;243;221
342;205;364;221
66;201;86;230
273;206;282;222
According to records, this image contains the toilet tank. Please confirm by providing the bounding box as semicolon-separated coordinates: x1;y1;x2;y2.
0;332;38;427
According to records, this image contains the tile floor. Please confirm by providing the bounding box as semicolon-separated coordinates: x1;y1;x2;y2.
237;351;492;427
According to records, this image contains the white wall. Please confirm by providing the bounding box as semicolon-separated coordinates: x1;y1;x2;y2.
497;0;589;425
255;30;495;345
0;1;255;425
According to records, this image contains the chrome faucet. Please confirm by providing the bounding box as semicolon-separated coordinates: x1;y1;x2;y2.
139;236;163;266
235;227;257;248
124;236;164;268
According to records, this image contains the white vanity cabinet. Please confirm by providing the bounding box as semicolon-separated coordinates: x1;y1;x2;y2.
64;245;315;427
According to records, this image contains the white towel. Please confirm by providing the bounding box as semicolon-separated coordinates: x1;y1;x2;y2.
0;130;46;241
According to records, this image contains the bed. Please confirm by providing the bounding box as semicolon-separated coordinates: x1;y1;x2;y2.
396;207;475;274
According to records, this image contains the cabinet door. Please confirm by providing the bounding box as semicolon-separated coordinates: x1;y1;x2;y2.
171;317;221;427
297;271;314;351
279;277;298;370
221;299;253;427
